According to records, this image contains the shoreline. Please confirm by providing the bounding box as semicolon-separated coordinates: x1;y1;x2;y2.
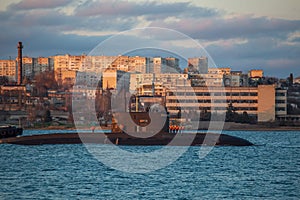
3;122;299;132
23;126;300;132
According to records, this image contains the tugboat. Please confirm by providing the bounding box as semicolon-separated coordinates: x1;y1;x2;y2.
0;126;23;139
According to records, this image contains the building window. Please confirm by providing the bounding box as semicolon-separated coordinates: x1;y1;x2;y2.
276;107;286;111
276;93;286;97
250;92;258;96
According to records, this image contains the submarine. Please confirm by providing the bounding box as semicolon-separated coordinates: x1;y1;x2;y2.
0;112;253;146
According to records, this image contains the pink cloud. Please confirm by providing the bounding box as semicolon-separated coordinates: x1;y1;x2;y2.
10;0;72;10
74;0;216;18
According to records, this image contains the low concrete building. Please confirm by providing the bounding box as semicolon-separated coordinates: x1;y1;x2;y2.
165;85;286;122
257;85;275;122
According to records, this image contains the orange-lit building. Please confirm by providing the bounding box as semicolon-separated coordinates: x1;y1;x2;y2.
165;85;286;122
248;69;263;78
53;54;86;84
33;57;53;75
0;60;17;81
102;69;129;91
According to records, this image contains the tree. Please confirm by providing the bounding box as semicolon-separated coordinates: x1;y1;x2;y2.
0;76;9;85
34;71;58;96
240;111;250;123
43;109;52;123
226;103;235;122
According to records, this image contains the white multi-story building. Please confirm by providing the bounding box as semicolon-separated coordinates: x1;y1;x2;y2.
21;57;33;79
130;73;189;94
189;73;224;87
80;55;148;74
188;57;208;74
147;57;166;74
33;57;53;75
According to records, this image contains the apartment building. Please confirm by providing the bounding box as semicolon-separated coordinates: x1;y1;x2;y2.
53;54;86;84
188;57;208;74
128;56;147;73
249;69;264;78
76;71;100;87
0;56;54;82
110;56;130;71
102;69;129;91
165;57;180;73
33;57;53;75
80;55;148;73
0;60;17;81
189;73;224;87
81;55;117;73
130;73;189;94
275;88;287;116
22;57;33;79
165;85;286;122
147;57;166;74
54;55;180;85
60;70;77;86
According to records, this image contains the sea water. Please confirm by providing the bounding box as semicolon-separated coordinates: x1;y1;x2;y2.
0;130;299;199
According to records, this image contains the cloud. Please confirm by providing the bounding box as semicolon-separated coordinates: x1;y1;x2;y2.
150;15;300;41
75;0;217;18
0;6;138;34
0;0;298;78
205;37;300;77
0;24;107;59
9;0;72;10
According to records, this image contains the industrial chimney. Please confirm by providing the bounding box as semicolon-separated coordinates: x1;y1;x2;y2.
17;41;23;85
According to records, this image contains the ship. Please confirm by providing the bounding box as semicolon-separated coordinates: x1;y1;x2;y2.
0;126;23;139
0;112;253;146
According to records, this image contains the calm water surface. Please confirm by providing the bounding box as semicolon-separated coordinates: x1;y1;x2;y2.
0;130;299;199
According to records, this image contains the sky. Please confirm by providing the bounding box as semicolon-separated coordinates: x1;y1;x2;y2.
0;0;299;78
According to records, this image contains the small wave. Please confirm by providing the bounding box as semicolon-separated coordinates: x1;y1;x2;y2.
277;145;300;149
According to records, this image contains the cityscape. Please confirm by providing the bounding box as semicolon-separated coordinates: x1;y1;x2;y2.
0;42;299;129
0;0;299;199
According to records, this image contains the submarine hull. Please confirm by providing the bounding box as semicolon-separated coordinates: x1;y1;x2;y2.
0;132;253;146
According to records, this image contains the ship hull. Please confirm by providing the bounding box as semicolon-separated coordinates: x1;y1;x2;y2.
0;126;23;139
0;132;253;146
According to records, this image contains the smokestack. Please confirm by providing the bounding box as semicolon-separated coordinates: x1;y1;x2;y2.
17;41;23;85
